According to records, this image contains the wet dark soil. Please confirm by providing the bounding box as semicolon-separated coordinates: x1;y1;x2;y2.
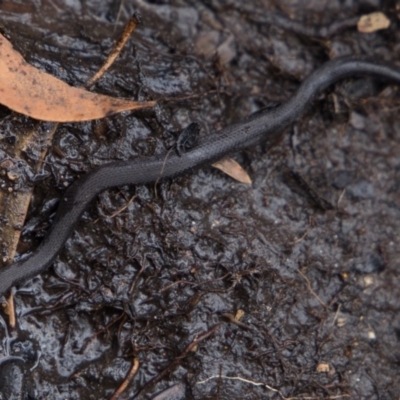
0;1;399;399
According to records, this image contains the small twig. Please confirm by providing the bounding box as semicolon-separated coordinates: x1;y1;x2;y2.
264;328;290;371
3;14;139;326
153;147;175;197
337;188;346;206
87;13;140;86
103;195;136;219
30;350;42;371
297;269;328;309
197;375;282;396
222;313;253;330
293;226;311;244
196;375;350;400
110;357;140;400
80;313;125;353
159;89;220;104
129;257;146;296
132;324;221;399
160;272;231;293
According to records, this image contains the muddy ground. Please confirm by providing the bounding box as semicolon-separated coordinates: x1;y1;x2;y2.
0;1;399;399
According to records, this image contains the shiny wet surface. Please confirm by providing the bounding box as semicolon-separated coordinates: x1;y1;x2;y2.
0;1;399;399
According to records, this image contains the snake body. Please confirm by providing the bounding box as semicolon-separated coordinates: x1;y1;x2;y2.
1;56;400;295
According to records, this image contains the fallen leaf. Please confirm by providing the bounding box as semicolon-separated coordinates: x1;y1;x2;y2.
357;12;390;33
0;33;155;122
212;158;252;184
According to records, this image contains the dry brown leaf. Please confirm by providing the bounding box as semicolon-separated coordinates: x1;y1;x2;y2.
357;12;390;33
1;20;144;325
212;158;252;184
0;33;155;122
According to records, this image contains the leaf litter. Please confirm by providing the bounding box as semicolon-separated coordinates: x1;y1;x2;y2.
212;158;252;184
0;33;155;122
1;14;244;339
0;14;152;328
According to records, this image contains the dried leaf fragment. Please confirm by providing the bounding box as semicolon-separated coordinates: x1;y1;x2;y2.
0;33;155;122
357;12;390;33
212;158;252;184
2;294;16;328
234;309;245;321
316;363;330;373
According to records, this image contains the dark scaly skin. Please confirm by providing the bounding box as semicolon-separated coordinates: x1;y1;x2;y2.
1;55;400;295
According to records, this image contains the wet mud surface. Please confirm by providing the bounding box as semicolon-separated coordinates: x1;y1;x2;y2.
0;1;399;399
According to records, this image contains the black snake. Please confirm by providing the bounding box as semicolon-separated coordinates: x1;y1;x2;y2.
1;55;399;295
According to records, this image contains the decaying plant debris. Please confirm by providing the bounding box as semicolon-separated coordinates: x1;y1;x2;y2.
0;1;399;399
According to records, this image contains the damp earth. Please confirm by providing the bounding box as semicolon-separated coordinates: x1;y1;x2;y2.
0;1;399;399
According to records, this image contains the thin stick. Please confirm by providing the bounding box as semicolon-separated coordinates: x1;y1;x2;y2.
110;357;140;400
87;13;139;87
104;195;136;219
153;147;175;198
297;269;328;309
196;375;350;400
4;13;140;326
132;324;220;399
